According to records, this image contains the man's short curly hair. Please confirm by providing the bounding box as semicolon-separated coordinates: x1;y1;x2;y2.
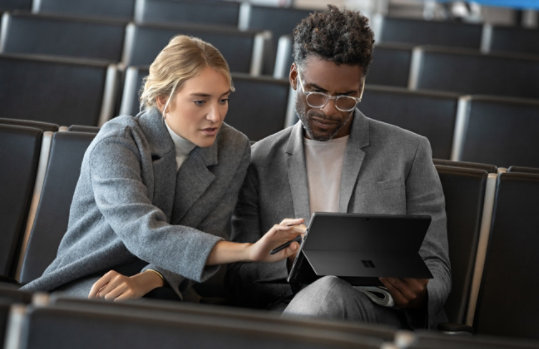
293;5;374;74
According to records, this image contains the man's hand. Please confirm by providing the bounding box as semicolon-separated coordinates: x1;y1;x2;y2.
379;277;429;309
88;270;164;301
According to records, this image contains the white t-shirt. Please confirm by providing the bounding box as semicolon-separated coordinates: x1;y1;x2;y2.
165;121;195;170
304;135;349;215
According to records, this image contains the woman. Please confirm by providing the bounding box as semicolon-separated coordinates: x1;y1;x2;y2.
22;35;304;301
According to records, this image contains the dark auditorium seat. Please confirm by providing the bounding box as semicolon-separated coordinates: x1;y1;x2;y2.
0;0;32;11
435;165;489;325
0;125;43;282
375;15;483;49
32;0;135;21
227;73;293;141
0;118;59;132
66;125;100;133
239;4;313;75
410;46;539;99
507;166;539;174
134;0;241;27
433;159;497;174
0;53;118;127
368;44;414;88
1;12;126;63
452;95;539;167
471;172;539;340
360;86;459;159
486;24;539;57
408;330;539;349
18;131;95;285
122;22;269;75
16;302;387;349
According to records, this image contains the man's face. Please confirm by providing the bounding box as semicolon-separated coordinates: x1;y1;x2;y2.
290;56;365;141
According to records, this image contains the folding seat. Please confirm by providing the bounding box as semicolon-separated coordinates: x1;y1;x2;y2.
0;125;45;282
18;131;95;284
374;15;483;49
122;22;269;75
0;0;32;11
485;24;539;57
451;95;539;167
120;67;293;142
1;12;126;63
432;159;497;174
134;0;241;27
32;0;135;21
410;46;539;99
0;53;118;127
435;165;493;325
368;43;414;87
12;300;392;349
238;4;313;75
470;172;539;339
0;118;59;132
360;86;459;159
507;165;539;174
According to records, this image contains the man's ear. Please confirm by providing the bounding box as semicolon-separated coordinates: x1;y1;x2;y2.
289;63;298;91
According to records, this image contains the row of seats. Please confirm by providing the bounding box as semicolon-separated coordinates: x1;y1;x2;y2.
2;51;539;167
274;37;539;100
1;122;539;340
3;289;538;349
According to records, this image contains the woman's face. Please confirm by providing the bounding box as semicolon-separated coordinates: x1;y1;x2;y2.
159;66;231;148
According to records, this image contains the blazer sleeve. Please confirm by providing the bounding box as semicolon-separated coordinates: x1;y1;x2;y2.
405;136;451;328
88;135;222;283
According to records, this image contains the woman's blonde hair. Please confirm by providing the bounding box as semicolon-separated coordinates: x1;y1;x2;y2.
140;35;232;111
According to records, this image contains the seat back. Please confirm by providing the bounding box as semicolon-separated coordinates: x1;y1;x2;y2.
0;0;31;11
1;12;126;63
123;23;268;75
17;301;387;349
376;15;483;49
239;4;313;75
0;125;43;280
453;96;539;167
411;47;539;99
227;73;292;141
433;159;497;174
473;172;539;339
487;24;539;57
0;53;118;126
0;118;58;132
368;44;413;87
18;131;95;284
360;86;459;159
32;0;135;21
134;0;241;27
435;165;488;324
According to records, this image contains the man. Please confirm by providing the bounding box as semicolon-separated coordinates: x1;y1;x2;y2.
227;5;450;329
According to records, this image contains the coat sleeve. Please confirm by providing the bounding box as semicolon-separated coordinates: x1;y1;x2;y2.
405;136;451;328
88;135;222;283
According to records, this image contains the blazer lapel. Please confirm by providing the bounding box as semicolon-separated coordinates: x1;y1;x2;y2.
339;110;370;212
137;108;176;219
287;123;311;223
171;142;217;224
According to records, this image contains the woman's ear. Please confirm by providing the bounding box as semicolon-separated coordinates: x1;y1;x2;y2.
289;63;298;91
156;95;167;113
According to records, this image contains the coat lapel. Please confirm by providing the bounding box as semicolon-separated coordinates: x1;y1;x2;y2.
137;108;176;219
286;123;311;223
339;110;370;212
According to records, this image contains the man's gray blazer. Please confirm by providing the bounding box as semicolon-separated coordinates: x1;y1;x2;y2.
23;108;250;298
228;110;451;328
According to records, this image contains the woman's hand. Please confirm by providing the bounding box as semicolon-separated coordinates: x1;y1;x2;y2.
248;218;306;262
88;269;164;301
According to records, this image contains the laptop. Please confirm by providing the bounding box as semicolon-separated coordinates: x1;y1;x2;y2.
287;212;433;286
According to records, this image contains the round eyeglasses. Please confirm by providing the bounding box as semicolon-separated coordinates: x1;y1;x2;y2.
297;74;363;112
